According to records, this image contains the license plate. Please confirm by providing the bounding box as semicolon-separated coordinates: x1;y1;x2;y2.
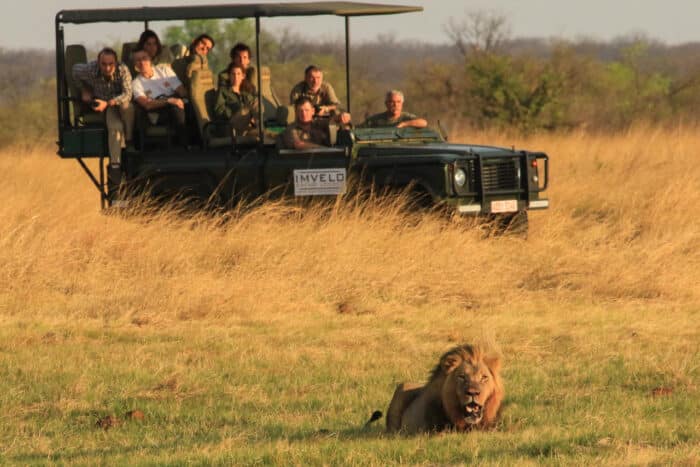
490;199;518;213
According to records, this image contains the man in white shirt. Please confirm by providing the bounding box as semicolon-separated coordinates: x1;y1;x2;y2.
132;48;189;147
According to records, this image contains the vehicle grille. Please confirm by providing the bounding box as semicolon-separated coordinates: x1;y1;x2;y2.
481;160;519;191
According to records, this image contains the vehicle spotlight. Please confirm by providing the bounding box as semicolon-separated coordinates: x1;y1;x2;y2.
454;168;467;188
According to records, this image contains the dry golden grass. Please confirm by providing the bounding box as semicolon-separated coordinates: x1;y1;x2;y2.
0;126;698;464
2;126;697;322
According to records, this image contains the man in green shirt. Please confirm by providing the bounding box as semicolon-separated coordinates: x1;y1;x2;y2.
362;90;428;128
280;97;331;149
289;65;342;118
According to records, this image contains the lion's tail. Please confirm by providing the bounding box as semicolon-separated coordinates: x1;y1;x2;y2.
364;410;383;428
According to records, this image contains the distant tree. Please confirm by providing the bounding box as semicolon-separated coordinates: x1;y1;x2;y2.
445;10;510;57
581;41;671;128
466;53;563;131
402;60;464;123
443;11;563;131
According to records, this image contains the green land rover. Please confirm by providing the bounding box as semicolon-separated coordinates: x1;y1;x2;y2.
55;2;549;231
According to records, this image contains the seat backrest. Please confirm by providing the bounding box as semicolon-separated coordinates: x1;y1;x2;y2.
121;41;138;76
171;57;188;86
276;105;295;126
190;69;216;137
170;44;188;60
65;44;87;125
188;54;208;77
259;65;281;122
155;46;174;65
173;53;208;90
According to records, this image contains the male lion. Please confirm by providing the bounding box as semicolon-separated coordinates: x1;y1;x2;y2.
386;344;504;434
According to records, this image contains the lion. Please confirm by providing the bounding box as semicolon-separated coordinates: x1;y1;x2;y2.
385;344;504;434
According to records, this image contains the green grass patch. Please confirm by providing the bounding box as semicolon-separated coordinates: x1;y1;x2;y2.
1;302;698;465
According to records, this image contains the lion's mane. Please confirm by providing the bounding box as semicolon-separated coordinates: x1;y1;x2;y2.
386;344;504;433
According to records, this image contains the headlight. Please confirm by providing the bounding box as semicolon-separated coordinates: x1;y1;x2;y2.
454;168;467;188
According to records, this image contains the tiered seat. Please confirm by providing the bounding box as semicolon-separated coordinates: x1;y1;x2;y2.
65;44;102;126
120;41;138;76
259;66;282;123
170;44;187;60
190;69;232;149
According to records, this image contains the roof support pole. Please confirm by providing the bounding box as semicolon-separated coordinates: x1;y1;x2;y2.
255;16;263;139
344;16;351;114
55;17;66;136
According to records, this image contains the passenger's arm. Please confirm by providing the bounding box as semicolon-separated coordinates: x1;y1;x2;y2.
214;88;232;120
111;64;133;107
318;83;341;116
245;93;259;113
289;83;301;105
282;127;323;150
216;70;228;90
135;95;181;111
397;117;428;129
396;113;428;129
293;140;324;150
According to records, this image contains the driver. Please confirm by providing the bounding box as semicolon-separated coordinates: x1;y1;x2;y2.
361;90;427;128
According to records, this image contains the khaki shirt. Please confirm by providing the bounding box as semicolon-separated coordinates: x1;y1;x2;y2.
362;111;419;128
289;81;340;109
280;120;329;149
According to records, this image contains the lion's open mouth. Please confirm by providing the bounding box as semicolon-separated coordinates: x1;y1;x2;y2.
462;402;483;423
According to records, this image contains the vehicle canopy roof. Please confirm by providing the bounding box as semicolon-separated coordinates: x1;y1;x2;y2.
56;2;422;24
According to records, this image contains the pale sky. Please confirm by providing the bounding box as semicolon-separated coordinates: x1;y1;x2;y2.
2;0;700;50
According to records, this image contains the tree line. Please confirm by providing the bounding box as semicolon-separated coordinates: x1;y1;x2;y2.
3;13;700;148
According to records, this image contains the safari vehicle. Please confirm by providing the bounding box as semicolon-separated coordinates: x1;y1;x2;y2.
55;2;549;229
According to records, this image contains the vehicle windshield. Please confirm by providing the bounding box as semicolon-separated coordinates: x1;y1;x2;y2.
353;127;444;143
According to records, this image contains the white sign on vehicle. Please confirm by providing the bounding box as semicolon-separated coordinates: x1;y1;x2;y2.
293;168;347;196
490;199;518;213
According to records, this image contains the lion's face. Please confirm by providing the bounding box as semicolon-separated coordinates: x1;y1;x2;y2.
449;360;496;426
439;346;503;429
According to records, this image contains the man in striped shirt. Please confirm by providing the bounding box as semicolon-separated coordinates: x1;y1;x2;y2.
72;47;135;165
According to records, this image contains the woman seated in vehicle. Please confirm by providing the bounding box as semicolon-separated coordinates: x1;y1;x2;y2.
214;63;259;137
137;29;171;66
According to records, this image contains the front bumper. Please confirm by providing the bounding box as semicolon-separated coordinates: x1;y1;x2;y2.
456;198;550;214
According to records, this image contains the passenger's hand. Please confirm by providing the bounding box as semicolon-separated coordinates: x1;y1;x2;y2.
317;105;330;116
92;99;108;112
168;97;185;110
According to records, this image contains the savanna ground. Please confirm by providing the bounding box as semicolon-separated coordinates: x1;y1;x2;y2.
0;126;698;465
